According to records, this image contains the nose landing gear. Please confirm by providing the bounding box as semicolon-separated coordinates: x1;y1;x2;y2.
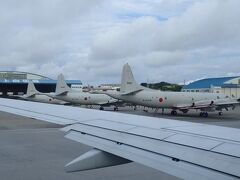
171;110;177;115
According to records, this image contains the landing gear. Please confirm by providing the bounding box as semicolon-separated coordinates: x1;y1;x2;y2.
143;106;148;113
154;108;159;114
181;109;189;114
99;106;104;110
114;107;118;111
171;110;177;115
200;112;208;118
218;112;223;116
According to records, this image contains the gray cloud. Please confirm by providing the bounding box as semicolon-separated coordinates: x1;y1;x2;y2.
0;0;240;85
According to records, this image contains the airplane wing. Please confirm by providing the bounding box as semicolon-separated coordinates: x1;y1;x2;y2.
97;100;126;107
0;98;239;180
175;99;239;111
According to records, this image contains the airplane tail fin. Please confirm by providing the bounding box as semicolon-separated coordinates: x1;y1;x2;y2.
120;64;143;94
26;81;39;97
55;74;71;95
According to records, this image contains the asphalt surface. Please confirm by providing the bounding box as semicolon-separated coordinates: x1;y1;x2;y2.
0;105;240;180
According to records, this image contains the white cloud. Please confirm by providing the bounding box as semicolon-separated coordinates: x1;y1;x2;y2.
0;0;240;85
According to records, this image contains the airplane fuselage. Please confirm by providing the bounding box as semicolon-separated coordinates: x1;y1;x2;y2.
22;94;66;104
51;92;117;106
106;90;229;109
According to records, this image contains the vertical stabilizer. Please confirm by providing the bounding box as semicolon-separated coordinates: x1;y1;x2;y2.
26;81;39;97
55;74;71;95
120;64;143;94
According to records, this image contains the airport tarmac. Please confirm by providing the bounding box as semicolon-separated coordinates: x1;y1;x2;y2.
0;105;240;180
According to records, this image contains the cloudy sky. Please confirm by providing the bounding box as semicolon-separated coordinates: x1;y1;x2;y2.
0;0;240;85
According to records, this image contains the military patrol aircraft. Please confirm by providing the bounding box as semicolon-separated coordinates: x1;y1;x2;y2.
14;81;67;104
99;64;239;117
0;97;239;180
42;74;120;110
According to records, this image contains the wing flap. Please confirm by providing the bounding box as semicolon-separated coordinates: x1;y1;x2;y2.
63;123;240;178
65;129;238;180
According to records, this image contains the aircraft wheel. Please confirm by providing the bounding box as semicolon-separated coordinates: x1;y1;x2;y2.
204;112;208;117
114;107;118;111
218;112;223;116
182;109;188;114
171;110;177;115
100;106;104;110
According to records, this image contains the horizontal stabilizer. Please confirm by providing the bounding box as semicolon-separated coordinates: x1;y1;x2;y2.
65;148;131;172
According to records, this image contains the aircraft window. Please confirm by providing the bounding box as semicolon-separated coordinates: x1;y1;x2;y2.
84;97;87;100
217;96;220;99
165;97;167;100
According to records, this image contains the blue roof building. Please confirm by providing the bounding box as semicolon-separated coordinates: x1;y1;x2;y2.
182;76;240;98
0;71;82;97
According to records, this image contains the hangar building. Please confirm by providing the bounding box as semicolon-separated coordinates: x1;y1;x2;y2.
182;76;240;99
0;71;82;97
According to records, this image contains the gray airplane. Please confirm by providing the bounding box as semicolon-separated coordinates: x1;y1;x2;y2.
43;74;120;110
14;81;67;104
99;64;239;117
0;97;239;180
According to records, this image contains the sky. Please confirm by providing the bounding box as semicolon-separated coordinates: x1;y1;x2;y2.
0;0;240;85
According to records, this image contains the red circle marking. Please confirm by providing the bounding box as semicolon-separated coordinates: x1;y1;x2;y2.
159;97;163;103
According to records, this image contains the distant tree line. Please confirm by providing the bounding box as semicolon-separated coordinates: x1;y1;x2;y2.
141;82;183;92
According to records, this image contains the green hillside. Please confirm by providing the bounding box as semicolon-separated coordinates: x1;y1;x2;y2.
141;82;183;92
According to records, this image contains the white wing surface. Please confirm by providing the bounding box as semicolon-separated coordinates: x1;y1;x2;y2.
0;98;239;180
